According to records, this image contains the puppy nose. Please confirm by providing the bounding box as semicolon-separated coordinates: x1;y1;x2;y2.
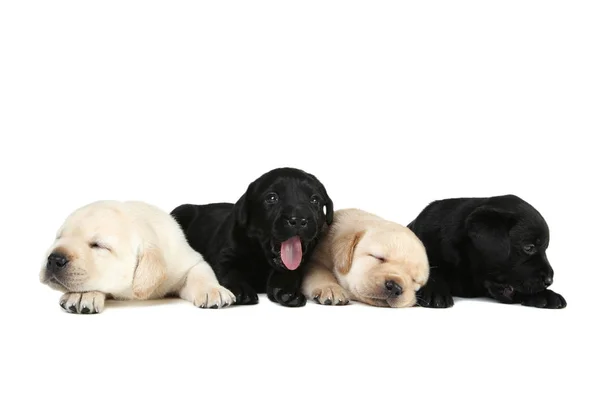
47;253;68;272
544;276;553;287
385;280;403;298
286;216;308;229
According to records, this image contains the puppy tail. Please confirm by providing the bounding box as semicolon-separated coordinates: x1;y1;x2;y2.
171;204;198;232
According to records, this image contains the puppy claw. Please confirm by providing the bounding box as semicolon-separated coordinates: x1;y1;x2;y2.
311;286;350;306
60;292;105;314
269;287;307;307
416;285;453;308
521;289;566;309
192;286;236;309
229;282;259;306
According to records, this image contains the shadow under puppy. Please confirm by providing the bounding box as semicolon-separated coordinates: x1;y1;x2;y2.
302;208;429;307
407;194;566;309
40;200;235;313
172;167;333;307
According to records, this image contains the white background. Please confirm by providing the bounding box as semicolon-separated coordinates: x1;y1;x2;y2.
1;1;598;399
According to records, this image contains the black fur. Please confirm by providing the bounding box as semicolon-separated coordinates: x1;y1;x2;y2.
407;195;566;309
171;167;333;307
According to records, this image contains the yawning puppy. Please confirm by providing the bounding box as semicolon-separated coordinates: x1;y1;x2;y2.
407;194;566;309
302;208;429;307
171;167;334;307
40;201;235;313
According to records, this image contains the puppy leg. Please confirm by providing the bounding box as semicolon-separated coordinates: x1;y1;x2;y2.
60;291;106;314
267;269;306;307
416;268;454;308
219;268;259;306
179;261;236;309
519;289;567;309
302;262;350;306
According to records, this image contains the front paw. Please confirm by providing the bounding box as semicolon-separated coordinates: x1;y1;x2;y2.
192;285;236;309
416;284;454;308
311;285;350;306
227;282;259;306
521;289;567;309
60;292;105;314
268;287;307;307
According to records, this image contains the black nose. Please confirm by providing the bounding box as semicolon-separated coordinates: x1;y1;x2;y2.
286;216;308;229
385;280;403;298
47;253;68;272
544;276;553;287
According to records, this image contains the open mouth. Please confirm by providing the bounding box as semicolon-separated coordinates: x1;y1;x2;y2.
278;236;303;270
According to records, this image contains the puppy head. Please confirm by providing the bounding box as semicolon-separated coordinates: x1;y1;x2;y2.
334;228;429;308
39;201;166;299
233;167;333;272
467;196;554;300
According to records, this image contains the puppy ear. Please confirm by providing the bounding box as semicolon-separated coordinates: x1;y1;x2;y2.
466;206;516;262
233;181;256;228
332;230;365;275
316;181;334;225
233;192;250;227
324;196;334;225
132;244;167;300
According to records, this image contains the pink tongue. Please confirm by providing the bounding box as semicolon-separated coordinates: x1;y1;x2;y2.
280;236;303;270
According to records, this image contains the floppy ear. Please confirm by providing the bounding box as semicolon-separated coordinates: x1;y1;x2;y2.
233;181;255;228
466;206;516;263
324;196;334;225
132;244;167;300
233;193;249;227
317;182;334;225
332;230;365;275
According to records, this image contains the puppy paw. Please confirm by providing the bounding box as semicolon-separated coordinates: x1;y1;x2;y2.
192;285;236;309
268;287;307;307
311;285;350;306
416;285;454;308
227;282;259;306
521;289;567;309
60;292;105;314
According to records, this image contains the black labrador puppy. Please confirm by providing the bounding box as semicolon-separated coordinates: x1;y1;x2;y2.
407;194;566;309
171;167;333;307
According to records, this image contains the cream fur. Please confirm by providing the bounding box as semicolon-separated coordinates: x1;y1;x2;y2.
302;208;430;308
40;200;235;313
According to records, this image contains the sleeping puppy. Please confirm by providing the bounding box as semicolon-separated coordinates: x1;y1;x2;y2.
172;167;333;307
302;208;429;307
407;194;566;309
40;200;235;313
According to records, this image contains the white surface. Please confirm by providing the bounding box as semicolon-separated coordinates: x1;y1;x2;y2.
1;1;598;399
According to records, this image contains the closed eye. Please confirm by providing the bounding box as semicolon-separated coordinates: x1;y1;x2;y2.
89;241;110;251
369;254;385;262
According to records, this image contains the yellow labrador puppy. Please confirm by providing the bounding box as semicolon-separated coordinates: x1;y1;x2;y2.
302;208;429;307
40;200;235;313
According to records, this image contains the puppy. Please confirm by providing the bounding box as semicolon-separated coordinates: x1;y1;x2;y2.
302;208;429;307
172;167;333;307
40;200;235;313
407;194;566;309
